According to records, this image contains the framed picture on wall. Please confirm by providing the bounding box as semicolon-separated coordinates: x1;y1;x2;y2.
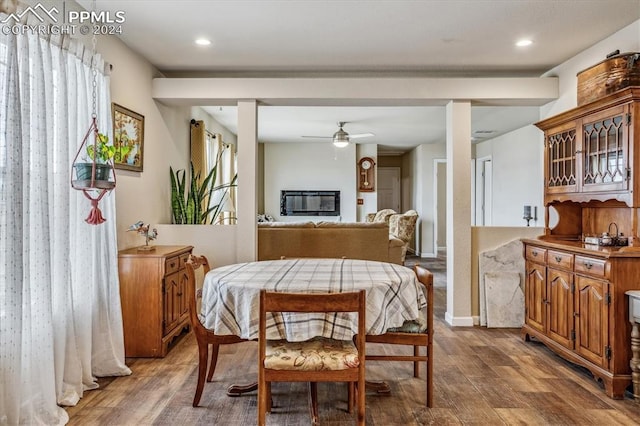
112;103;145;172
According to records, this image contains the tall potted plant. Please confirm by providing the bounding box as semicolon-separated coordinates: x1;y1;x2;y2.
170;161;237;225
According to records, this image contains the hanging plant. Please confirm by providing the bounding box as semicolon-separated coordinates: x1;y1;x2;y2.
68;5;114;226
71;118;116;225
74;133;115;181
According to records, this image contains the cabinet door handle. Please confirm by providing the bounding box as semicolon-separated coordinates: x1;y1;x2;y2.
583;261;593;269
170;262;176;268
555;256;562;263
532;251;538;257
177;292;183;296
573;312;580;317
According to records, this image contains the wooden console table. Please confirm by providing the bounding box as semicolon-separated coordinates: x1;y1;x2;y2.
626;290;640;399
118;245;193;357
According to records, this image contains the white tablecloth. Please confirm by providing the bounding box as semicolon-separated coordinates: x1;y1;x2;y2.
201;258;427;341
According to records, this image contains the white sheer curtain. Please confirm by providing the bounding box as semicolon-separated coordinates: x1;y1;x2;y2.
0;18;131;426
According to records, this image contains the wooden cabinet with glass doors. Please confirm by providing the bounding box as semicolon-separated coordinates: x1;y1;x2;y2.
522;87;640;399
540;89;637;206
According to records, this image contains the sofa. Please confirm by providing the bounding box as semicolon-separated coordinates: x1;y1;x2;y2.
258;221;404;264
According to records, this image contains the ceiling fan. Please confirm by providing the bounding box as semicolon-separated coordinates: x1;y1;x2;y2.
302;122;375;148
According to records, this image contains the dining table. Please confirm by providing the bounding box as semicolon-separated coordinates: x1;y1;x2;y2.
200;257;427;395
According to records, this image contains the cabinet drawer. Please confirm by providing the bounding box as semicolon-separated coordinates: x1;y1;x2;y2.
547;250;574;270
165;256;180;275
525;246;547;263
179;252;191;269
574;256;606;278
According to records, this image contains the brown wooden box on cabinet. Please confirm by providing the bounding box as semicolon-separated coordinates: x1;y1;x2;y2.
118;245;194;357
524;87;640;399
577;52;640;106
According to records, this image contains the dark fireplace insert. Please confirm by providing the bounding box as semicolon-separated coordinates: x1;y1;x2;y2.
280;190;340;216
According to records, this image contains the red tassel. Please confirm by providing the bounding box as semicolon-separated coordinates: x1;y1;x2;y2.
85;198;106;225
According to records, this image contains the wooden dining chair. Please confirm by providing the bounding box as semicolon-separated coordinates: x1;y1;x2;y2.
258;290;366;426
185;255;247;407
365;264;434;407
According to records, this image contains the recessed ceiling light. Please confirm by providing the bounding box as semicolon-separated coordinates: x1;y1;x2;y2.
195;38;211;46
516;39;533;47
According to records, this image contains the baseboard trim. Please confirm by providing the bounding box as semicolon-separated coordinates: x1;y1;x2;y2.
420;252;437;258
445;312;475;327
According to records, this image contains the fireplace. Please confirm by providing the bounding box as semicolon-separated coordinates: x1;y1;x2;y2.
280;190;340;216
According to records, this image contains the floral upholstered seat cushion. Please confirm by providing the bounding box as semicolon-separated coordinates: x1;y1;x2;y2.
265;336;360;371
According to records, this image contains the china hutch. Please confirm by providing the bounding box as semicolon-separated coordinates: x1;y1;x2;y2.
523;87;640;399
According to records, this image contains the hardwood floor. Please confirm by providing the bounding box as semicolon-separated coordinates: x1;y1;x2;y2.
66;286;640;425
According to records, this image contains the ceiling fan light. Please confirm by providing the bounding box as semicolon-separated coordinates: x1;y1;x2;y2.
332;127;350;148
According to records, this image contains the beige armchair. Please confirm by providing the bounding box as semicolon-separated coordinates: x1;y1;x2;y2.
389;210;419;263
365;209;396;224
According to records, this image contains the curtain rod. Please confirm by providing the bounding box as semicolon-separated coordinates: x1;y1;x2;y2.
190;119;219;139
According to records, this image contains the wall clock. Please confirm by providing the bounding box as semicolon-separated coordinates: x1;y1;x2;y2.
358;157;375;192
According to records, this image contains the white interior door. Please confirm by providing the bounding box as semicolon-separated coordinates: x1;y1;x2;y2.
436;161;447;249
475;157;492;225
377;167;401;212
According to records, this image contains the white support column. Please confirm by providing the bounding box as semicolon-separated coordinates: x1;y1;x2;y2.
237;100;258;262
445;100;474;326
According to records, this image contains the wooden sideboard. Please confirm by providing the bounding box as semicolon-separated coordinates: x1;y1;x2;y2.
523;87;640;399
522;239;640;398
118;245;193;357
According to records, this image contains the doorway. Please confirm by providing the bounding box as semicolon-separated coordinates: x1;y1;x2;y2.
475;156;492;225
433;159;447;254
377;167;401;212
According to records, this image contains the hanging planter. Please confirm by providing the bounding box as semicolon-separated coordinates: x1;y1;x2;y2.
71;117;116;224
74;163;112;181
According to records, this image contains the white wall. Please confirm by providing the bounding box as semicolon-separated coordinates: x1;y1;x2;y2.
95;34;189;249
541;20;640;118
471;19;640;227
263;143;357;222
474;125;543;226
190;107;237;146
409;143;446;257
470;20;639;229
95;23;238;260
